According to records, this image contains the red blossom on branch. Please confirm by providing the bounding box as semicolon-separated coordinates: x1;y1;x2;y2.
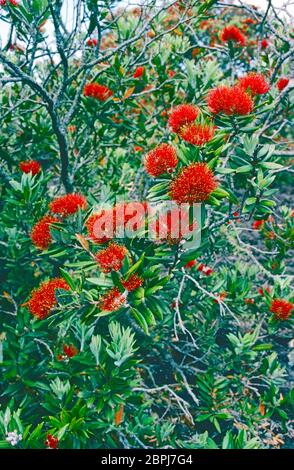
270;299;293;320
49;193;87;217
30;215;59;250
207;85;254;115
121;274;144;291
220;25;246;46
168;104;199;133
169;163;217;204
276;77;289;91
144;143;178;176
27;278;70;319
19;160;41;175
179;123;215;146
83;83;113;101
95;243;127;273
99;287;126;312
238;72;270;95
45;434;59;449
63;344;79;357
133;66;145;78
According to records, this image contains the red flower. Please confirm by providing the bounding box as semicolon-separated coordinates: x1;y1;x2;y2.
150;207;196;244
27;278;70;319
86;210;113;243
258;286;271;296
49;193;87;217
45;434;59;449
179;123;215;146
83;83;113;101
169;163;217;204
252;219;264;230
121;274;144;291
243;18;255;25
144;143;178;177
220;25;246;46
31;215;59;250
99;287;126;312
207;85;254;115
238;72;270;95
245;298;255;305
276;77;289;91
86;38;97;47
197;263;213;276
133;66;145;78
270;299;293;320
168;104;199;133
261;38;269;49
213;291;227;303
0;0;19;6
184;259;197;269
63;344;78;357
19;160;41;175
95;243;127;273
168;70;175;78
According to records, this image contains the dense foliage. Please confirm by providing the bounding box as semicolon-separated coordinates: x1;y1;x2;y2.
0;0;293;449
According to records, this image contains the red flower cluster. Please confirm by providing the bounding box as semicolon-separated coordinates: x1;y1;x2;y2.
270;298;293;320
258;286;271;296
252;219;264;230
180;123;215;146
276;77;289;91
207;85;253;115
133;66;145;78
220;25;246;46
30;215;59;250
45;434;58;449
49;193;87;217
198;263;213;276
238;72;270;95
63;344;78;357
121;274;143;291
83;83;113;101
151;207;196;244
144;143;178;177
19;160;41;175
95;243;127;273
169;163;217;204
87;202;148;243
27;278;70;319
168;104;199;134
86;38;97;47
99;287;126;312
261;38;269;49
0;0;18;6
184;259;197;269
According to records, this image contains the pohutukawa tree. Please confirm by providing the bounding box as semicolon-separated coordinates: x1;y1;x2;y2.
0;0;293;450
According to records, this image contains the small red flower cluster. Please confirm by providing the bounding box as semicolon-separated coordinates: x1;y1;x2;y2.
252;219;264;230
270;298;293;320
168;104;215;146
45;434;58;449
83;83;113;101
30;215;59;250
144;143;178;177
19;160;41;175
261;38;269;49
151;207;196;244
133;66;145;78
184;259;197;269
99;287;126;312
49;193;87;217
207;85;254;115
87;202;148;243
276;77;289;91
220;25;246;46
121;274;143;292
238;72;270;95
180;123;215;146
0;0;18;6
169;162;217;204
86;38;97;47
27;278;70;319
168;104;199;134
95;243;127;273
63;344;78;357
198;263;213;276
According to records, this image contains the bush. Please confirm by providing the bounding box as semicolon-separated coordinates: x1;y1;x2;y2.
0;0;293;449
